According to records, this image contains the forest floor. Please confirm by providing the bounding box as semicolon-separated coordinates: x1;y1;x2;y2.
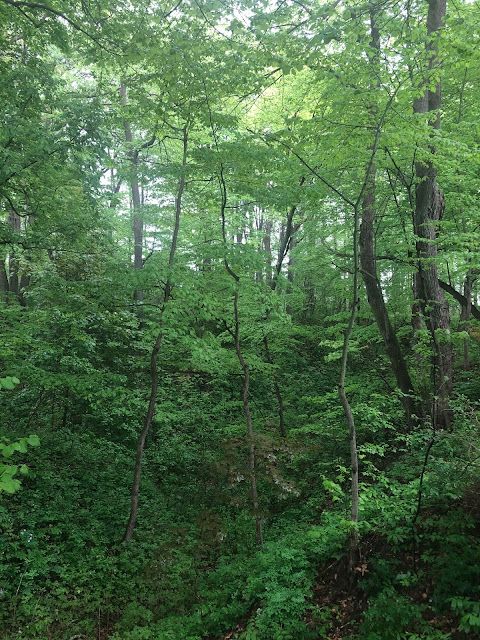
217;530;477;640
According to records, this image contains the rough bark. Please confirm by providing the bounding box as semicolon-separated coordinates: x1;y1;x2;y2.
413;0;451;428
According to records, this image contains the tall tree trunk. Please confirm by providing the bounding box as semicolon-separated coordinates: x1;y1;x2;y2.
413;0;451;428
123;126;188;543
219;168;263;546
0;249;9;301
119;84;144;320
263;219;273;286
263;335;286;438
8;209;20;298
360;10;420;427
263;194;303;438
361;191;419;426
286;236;296;316
338;204;360;574
459;270;472;370
234;292;263;546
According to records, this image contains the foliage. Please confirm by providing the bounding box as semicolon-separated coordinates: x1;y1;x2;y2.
0;0;479;639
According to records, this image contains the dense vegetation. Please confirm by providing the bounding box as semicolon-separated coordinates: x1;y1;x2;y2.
1;0;479;638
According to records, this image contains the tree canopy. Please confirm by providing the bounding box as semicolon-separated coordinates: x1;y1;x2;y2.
1;1;480;638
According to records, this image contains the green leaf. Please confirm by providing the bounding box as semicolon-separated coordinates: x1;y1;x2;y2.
0;474;21;494
0;377;15;390
1;444;15;458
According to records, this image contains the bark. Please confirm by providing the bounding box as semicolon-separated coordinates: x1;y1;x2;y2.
412;270;424;335
413;0;451;428
263;335;286;438
459;272;472;370
0;249;9;301
286;236;297;317
360;9;420;427
438;279;480;320
338;204;360;573
361;189;419;426
8;209;20;297
263;220;273;286
120;84;144;319
234;292;263;546
123;126;188;544
220;168;263;546
263;190;303;438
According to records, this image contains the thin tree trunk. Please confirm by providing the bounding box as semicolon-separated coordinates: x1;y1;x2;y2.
8;209;20;298
263;220;273;286
263;335;286;438
219;168;263;546
263;192;303;438
234;292;263;546
459;270;472;370
338;204;360;573
0;249;9;301
286;236;296;316
123;330;164;543
119;84;144;320
123;126;188;543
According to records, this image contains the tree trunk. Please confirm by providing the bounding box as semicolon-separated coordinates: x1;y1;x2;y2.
263;220;273;286
263;193;303;438
361;10;419;427
7;209;20;298
123;126;188;543
413;0;451;428
361;195;419;426
338;205;360;573
119;83;144;320
234;292;263;546
286;236;296;316
459;271;472;370
219;169;263;546
263;335;286;438
0;249;9;301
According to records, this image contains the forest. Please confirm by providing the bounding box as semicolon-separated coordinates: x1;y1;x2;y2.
1;0;479;638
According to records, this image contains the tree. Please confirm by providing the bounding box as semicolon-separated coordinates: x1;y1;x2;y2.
412;0;452;428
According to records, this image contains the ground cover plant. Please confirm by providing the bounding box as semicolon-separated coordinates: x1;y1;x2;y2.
1;0;479;638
